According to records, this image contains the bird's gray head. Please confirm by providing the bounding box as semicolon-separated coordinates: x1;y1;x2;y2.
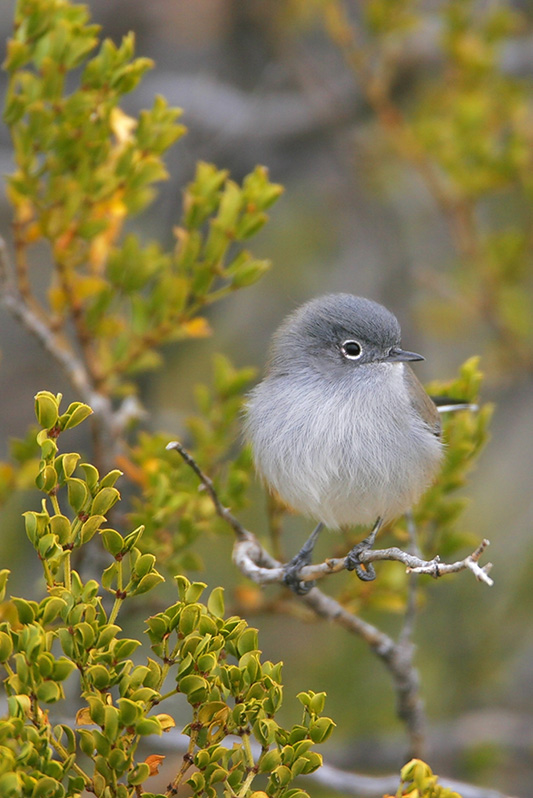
267;294;423;378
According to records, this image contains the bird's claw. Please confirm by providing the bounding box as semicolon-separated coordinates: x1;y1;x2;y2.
282;523;323;594
283;560;316;595
345;541;377;581
345;519;382;581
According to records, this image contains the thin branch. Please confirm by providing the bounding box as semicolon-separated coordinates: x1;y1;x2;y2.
395;512;425;751
233;538;494;588
406;539;493;585
12;218;47;321
0;236;94;402
166;440;251;543
0;236;127;471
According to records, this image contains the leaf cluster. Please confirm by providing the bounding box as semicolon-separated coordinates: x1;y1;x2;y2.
3;0;283;396
0;398;333;798
125;354;256;572
388;758;462;798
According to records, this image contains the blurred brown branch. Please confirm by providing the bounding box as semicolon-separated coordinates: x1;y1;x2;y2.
0;235;138;470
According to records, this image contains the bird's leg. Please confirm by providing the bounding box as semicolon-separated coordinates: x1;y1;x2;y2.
345;517;383;581
283;522;324;595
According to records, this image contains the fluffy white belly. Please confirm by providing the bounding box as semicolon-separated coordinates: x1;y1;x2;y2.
246;364;442;530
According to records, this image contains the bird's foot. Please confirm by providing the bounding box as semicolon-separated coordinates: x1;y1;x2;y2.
283;556;316;595
345;518;382;582
282;523;323;595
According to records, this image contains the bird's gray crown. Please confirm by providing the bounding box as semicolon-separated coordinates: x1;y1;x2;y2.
269;294;402;371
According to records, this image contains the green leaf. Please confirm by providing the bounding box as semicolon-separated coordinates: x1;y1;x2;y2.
99;469;123;488
35;465;58;493
52;658;76;682
49;514;71;544
108;746;128;774
117;697;142;726
60;402;93;431
113;638;141;659
0;632;13;662
259;749;282;773
91;487;120;516
11;597;37;624
56;453;81;481
78;730;96;757
228;256;271;288
40;596;67;625
178;674;209;704
36;680;62;703
35;392;60;429
309;717;336;743
103;705;120;740
85;665;111;690
131;571;164;595
96;625;122;648
127;762;151;785
100;528;124;557
133;552;156;578
122;525;144;552
0;569;10;602
80;463;99;491
207;586;225;618
81;515;106;543
54;724;77;755
236;627;258;656
184;581;207;604
134;718;162;737
67;478;89;514
178;604;201;637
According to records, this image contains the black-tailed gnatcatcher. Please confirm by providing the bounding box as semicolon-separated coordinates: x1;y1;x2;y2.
244;293;443;593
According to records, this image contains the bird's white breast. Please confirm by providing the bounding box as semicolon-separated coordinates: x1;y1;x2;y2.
245;363;443;529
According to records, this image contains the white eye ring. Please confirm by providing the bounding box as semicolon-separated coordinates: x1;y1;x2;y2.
341;340;362;360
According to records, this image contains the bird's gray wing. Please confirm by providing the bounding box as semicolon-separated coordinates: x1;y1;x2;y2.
404;366;441;438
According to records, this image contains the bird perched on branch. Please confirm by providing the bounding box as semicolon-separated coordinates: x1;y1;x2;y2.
244;293;443;593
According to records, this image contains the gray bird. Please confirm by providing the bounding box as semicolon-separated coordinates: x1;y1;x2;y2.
244;293;443;592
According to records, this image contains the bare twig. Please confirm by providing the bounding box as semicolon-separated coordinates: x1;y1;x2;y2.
0;236;130;471
406;539;493;585
300;585;426;758
0;237;94;402
165;441;251;543
233;538;494;587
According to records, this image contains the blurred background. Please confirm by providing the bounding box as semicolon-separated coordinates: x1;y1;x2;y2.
1;1;533;796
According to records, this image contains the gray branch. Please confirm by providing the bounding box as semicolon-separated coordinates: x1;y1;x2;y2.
233;535;494;587
0;236;144;468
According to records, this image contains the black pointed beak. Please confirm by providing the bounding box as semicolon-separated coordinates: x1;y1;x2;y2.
385;347;425;363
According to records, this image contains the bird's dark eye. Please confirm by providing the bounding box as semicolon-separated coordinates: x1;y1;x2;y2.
341;340;362;360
